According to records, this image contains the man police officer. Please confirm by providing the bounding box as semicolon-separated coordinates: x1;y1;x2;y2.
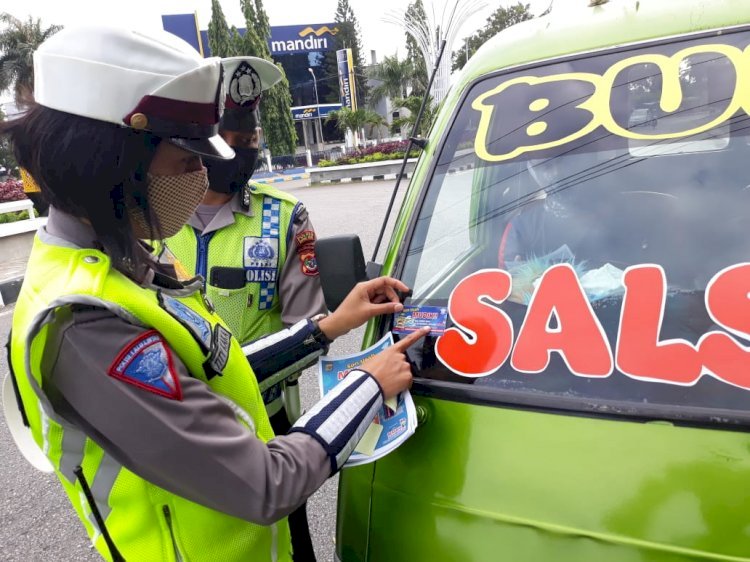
163;56;325;559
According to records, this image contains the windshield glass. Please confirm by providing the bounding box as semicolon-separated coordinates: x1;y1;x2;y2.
399;29;750;420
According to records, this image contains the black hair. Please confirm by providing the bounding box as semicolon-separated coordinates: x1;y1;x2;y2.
0;102;162;276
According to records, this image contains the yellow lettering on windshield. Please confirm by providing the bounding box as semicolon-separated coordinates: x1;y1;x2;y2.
473;44;749;162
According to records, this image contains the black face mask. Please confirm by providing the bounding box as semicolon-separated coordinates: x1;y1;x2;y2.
205;147;259;194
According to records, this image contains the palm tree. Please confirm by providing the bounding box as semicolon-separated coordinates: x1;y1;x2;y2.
0;13;62;106
368;54;413;105
363;109;387;143
325;107;372;145
391;95;438;138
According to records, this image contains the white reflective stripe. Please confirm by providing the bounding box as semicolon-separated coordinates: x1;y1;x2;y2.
59;426;87;484
241;319;309;356
294;370;369;429
39;404;51;457
218;395;257;434
79;490;103;547
271;522;278;562
90;452;122;521
335;397;382;470
316;377;381;445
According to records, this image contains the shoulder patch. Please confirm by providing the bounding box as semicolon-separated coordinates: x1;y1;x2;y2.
295;229;316;247
159;294;212;352
108;331;183;400
295;229;319;276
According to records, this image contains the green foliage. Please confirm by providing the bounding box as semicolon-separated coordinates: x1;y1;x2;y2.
368;55;412;105
0;107;17;172
405;0;429;96
390;95;438;137
227;0;296;156
325;106;368;136
334;0;369;107
0;13;62;105
452;3;533;72
207;0;236;57
0;209;29;224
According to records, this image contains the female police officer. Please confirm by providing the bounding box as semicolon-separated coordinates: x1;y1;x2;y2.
2;26;426;561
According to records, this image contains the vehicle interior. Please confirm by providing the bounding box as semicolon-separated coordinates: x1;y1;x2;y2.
392;34;750;422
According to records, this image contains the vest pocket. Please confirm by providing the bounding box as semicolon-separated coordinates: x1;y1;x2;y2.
206;284;251;342
162;505;184;562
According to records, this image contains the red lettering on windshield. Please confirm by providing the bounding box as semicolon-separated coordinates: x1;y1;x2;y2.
435;269;514;377
700;263;750;389
616;265;703;385
511;264;613;376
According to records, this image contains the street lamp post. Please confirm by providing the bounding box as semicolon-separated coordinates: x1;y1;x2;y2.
308;67;324;146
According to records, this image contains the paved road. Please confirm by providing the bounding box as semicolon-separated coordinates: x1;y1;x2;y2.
0;179;406;561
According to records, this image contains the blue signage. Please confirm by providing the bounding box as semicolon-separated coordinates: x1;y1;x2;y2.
291;104;342;121
269;24;339;55
337;49;358;111
162;15;339;57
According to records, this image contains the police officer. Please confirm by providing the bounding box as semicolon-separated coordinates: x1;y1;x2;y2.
163;56;325;560
3;25;427;562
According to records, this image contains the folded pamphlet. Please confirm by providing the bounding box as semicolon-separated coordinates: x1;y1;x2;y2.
318;333;418;467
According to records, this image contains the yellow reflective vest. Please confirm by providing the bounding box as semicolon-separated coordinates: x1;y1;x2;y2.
10;236;292;561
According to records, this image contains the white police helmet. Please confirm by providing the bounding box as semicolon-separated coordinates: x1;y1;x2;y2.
33;25;234;160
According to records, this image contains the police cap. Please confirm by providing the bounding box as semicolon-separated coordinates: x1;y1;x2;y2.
220;56;282;132
33;26;234;160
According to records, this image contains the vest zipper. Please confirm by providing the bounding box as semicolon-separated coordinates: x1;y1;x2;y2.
195;229;215;282
162;505;184;562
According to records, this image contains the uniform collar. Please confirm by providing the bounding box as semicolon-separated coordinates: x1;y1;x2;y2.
42;206;201;294
187;189;255;236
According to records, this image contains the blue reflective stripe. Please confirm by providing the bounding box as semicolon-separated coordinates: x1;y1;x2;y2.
195;229;216;281
259;197;281;310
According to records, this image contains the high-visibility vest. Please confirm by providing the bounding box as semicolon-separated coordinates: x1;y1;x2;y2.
167;183;299;344
10;236;292;561
167;183;299;415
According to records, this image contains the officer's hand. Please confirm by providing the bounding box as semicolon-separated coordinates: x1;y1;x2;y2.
318;277;410;340
360;328;430;399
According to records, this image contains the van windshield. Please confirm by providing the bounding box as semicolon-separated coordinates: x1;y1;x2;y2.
398;29;750;422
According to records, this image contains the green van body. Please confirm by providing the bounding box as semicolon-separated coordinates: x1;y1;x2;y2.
336;1;750;561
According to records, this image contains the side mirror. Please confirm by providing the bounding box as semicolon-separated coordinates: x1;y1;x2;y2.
315;235;368;311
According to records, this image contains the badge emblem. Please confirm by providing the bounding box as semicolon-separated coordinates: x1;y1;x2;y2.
108;331;182;400
229;62;262;109
244;236;279;283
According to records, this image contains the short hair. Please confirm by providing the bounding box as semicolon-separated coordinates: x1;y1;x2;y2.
0;102;164;275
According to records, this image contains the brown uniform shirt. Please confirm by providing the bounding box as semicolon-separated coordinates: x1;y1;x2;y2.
37;208;384;525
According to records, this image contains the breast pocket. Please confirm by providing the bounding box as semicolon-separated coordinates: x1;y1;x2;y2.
207;267;253;342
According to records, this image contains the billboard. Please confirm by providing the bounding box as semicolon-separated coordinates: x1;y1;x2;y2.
162;16;338;57
269;24;339;55
337;48;358;111
291;103;342;121
162;13;204;56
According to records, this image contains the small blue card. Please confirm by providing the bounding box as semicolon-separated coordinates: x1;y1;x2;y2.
393;305;448;336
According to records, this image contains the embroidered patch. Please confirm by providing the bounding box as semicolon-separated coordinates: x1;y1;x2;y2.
160;294;212;352
108;331;182;400
243;236;279;283
295;230;316;247
203;324;233;380
298;246;319;277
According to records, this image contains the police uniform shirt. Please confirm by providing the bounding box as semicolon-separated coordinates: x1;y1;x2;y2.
186;190;327;327
37;207;385;524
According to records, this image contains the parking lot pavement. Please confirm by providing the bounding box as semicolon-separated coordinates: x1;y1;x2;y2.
0;179;406;562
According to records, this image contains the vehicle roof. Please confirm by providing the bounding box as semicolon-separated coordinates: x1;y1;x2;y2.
457;0;750;90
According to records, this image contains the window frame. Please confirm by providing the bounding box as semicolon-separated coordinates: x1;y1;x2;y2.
386;23;750;431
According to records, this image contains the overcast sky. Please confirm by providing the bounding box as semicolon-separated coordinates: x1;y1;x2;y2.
0;0;554;103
